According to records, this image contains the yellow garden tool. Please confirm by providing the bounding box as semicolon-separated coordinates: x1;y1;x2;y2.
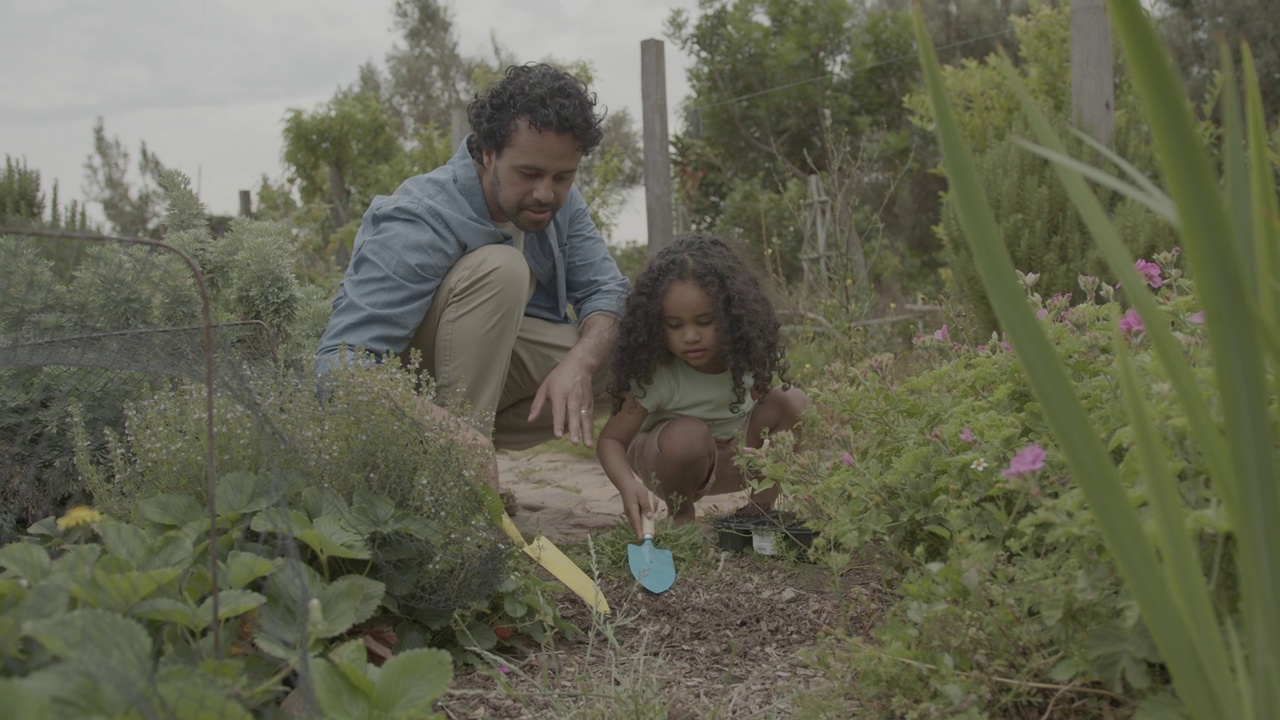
501;512;610;615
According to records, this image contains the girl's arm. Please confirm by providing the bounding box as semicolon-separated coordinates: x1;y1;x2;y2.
596;392;654;539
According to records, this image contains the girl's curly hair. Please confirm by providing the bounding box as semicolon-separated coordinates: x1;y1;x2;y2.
467;63;605;158
607;234;791;414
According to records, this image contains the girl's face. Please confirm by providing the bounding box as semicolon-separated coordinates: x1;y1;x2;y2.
660;279;725;373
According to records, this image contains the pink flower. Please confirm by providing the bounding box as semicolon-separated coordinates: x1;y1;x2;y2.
933;324;949;342
499;663;511;674
1036;308;1049;320
1118;308;1144;335
1134;259;1163;288
1188;311;1205;325
1002;445;1046;478
960;428;975;443
840;452;854;466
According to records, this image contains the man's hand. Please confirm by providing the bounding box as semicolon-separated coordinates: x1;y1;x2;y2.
528;351;596;446
618;475;655;540
527;313;616;447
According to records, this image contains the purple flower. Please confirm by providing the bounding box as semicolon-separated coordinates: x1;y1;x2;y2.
1134;259;1163;288
840;452;854;466
1002;445;1046;478
933;324;950;342
960;428;975;443
1118;308;1144;335
1036;308;1049;320
1188;311;1205;326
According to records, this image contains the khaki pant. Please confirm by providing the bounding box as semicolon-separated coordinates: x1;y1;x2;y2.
402;245;610;450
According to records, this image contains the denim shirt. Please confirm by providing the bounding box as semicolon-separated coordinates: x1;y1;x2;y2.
315;138;629;373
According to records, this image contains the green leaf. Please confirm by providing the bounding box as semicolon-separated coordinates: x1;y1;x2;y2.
94;521;150;567
298;517;371;561
194;589;268;631
311;658;375;720
312;576;385;639
348;489;399;534
155;680;254;720
250;507;311;536
215;471;276;518
373;647;453;713
76;567;183;612
302;487;351;521
327;638;377;698
0;542;51;583
25;608;154;693
138;493;205;527
226;551;280;589
14;580;69;625
0;678;56;720
131;598;198;629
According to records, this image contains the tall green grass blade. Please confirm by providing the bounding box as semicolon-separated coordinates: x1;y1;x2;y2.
1242;45;1280;366
1114;335;1237;714
996;60;1234;512
910;6;1221;716
1069;127;1172;207
1218;45;1257;298
1109;2;1280;716
1011;138;1177;223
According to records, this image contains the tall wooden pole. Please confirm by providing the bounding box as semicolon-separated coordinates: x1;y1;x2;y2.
641;38;674;256
1071;0;1115;144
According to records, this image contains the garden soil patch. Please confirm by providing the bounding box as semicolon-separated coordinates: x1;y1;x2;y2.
437;450;888;719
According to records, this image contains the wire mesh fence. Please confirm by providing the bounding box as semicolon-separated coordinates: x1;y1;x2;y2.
0;227;510;717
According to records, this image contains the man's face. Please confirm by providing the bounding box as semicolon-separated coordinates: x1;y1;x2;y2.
480;120;582;233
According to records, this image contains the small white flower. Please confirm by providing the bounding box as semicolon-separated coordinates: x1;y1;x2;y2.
971;458;988;472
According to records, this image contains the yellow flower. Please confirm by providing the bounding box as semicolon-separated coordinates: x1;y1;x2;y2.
56;504;104;530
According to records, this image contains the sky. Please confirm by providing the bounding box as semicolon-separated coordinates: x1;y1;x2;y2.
1;0;700;245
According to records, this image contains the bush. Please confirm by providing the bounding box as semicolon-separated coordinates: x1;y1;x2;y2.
753;255;1219;714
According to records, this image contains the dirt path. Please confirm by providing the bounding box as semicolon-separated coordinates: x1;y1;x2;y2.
498;448;742;544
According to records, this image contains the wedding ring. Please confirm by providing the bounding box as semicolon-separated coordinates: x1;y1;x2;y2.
579;409;589;414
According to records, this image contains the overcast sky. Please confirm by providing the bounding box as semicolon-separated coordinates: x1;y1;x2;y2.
1;0;699;245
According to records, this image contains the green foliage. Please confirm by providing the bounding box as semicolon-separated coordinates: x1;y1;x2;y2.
1157;0;1280;122
0;475;456;717
0;155;45;223
907;3;1179;334
667;0;1001;290
83;117;168;238
753;260;1220;714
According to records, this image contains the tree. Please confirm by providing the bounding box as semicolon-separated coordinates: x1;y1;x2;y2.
1156;0;1280;120
83;118;168;238
667;0;927;288
384;0;487;137
0;155;45;224
1;157;89;231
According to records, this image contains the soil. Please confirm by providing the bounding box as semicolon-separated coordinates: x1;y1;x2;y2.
436;449;889;719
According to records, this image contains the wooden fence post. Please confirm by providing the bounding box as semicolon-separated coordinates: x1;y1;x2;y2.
641;38;674;257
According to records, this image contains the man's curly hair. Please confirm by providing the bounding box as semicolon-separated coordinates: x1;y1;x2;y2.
467;62;605;158
607;234;791;415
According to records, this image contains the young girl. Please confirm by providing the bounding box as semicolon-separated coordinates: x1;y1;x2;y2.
597;234;809;538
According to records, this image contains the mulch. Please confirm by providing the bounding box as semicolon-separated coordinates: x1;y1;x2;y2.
438;542;889;719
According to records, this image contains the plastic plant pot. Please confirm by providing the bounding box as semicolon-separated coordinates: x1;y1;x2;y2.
711;512;819;557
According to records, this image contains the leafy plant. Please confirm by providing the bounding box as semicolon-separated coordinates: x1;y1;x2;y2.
913;2;1280;717
0;473;454;717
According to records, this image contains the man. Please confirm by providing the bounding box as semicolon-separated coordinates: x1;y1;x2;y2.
315;63;629;489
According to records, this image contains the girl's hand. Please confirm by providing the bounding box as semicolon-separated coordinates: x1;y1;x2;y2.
619;476;655;540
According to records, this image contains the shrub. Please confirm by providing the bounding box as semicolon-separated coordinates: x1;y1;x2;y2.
754;258;1218;714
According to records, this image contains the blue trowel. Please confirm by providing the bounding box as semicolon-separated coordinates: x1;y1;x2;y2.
627;514;675;594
